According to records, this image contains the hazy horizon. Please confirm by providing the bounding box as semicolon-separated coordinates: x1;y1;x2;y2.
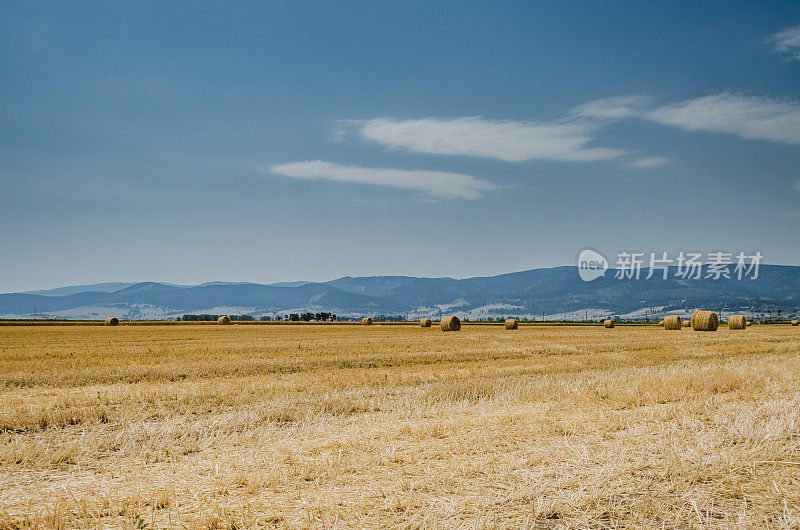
8;261;800;296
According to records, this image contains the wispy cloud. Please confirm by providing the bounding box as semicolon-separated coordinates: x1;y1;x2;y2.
646;94;800;144
268;161;496;200
575;93;800;145
625;156;670;169
571;95;652;120
355;117;630;163
769;25;800;61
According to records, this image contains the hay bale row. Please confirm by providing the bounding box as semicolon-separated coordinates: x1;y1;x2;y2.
663;315;681;330
728;315;747;330
218;315;231;325
604;319;614;328
420;318;432;327
505;318;519;330
691;310;718;331
441;315;461;331
105;317;119;326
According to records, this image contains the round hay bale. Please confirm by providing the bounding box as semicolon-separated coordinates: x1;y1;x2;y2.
504;318;519;330
218;315;231;325
728;315;746;330
104;316;119;326
691;310;718;331
792;320;799;326
441;315;461;331
420;318;432;327
663;315;682;330
746;321;752;326
683;320;691;327
362;317;373;325
604;319;615;328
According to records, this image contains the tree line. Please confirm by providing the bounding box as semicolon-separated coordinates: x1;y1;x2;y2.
176;313;337;322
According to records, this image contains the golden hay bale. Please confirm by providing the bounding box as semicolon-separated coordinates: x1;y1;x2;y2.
362;317;373;325
746;321;751;326
663;315;682;330
441;315;461;331
728;315;746;330
792;320;799;326
218;315;231;325
420;318;432;327
691;310;718;331
683;320;691;327
104;317;119;326
505;318;519;330
604;319;614;328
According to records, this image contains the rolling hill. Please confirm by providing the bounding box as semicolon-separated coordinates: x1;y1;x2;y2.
1;265;799;320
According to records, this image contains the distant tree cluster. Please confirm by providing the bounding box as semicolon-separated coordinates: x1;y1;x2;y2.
372;314;407;322
334;314;407;322
258;312;337;322
177;314;255;321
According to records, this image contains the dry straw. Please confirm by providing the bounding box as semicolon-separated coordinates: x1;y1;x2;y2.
691;310;719;331
441;315;461;331
792;320;799;326
728;315;747;330
683;320;691;327
663;315;682;330
218;316;231;325
505;318;519;330
362;317;373;325
420;318;432;327
104;317;119;326
604;319;615;328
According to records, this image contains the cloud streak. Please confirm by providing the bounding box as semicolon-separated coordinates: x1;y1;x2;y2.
268;161;496;200
646;94;800;144
625;156;670;169
770;25;800;61
571;95;652;120
576;93;800;145
356;117;630;163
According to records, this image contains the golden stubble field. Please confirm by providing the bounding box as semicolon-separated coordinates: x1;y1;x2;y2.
1;324;799;528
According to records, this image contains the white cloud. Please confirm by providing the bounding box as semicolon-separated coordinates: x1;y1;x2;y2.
356;117;629;163
268;161;496;200
576;93;800;145
625;156;670;169
571;95;652;120
770;25;800;61
645;93;800;144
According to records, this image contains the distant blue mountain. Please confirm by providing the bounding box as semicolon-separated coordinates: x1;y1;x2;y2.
2;265;799;320
21;282;137;297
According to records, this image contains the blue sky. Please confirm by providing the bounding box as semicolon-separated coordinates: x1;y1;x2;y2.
1;1;800;292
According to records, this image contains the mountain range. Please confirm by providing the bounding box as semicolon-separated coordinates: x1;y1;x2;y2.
2;265;799;320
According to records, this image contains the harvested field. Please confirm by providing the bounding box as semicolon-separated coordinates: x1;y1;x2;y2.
1;324;799;527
